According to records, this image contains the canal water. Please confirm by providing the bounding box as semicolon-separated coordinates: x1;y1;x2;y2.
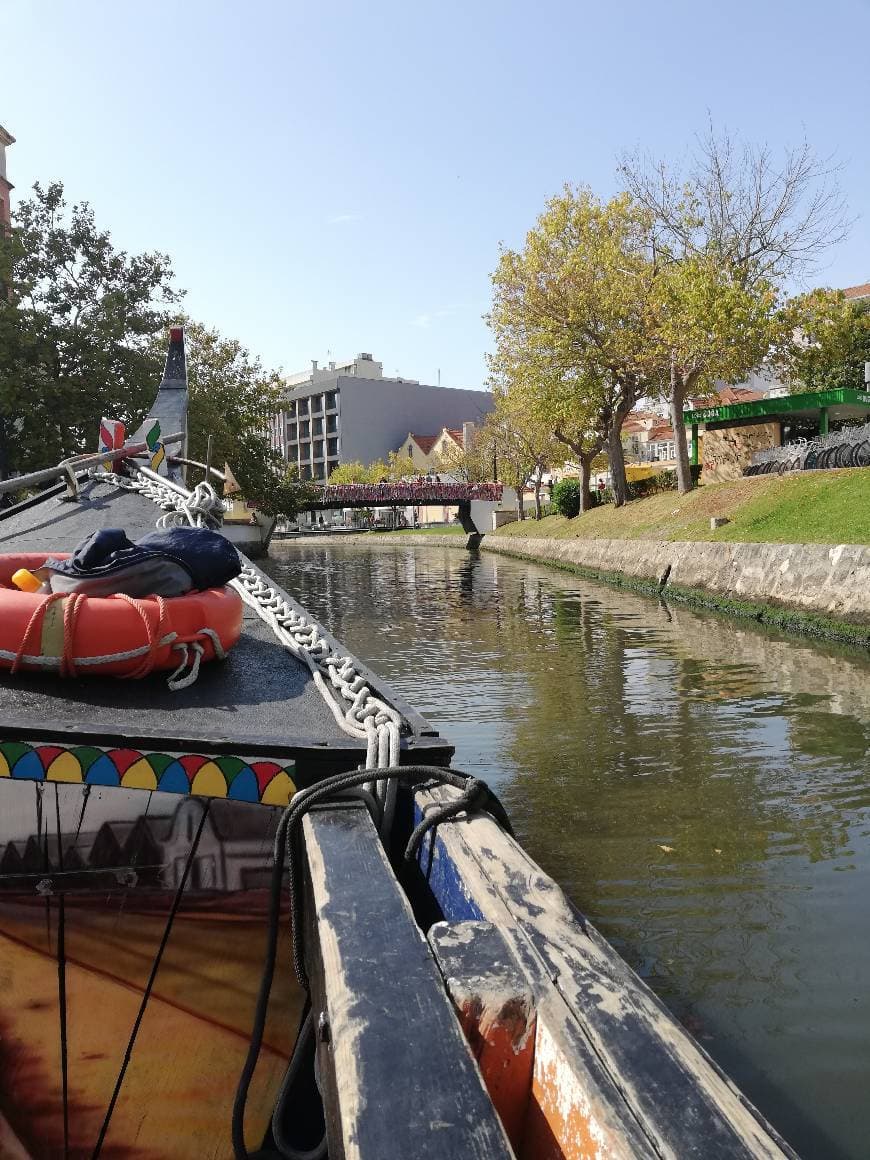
263;541;870;1160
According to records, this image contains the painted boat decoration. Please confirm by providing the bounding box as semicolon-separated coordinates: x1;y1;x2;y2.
0;328;797;1160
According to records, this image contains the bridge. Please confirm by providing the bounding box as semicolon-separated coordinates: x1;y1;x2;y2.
304;481;505;542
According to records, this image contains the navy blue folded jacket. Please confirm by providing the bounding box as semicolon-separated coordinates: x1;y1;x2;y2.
45;527;242;597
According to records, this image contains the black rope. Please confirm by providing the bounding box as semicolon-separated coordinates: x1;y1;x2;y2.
55;785;70;1160
91;801;210;1159
232;764;512;1160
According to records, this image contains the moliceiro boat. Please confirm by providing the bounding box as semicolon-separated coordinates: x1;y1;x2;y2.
0;329;795;1159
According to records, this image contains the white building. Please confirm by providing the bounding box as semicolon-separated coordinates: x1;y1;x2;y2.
270;353;493;482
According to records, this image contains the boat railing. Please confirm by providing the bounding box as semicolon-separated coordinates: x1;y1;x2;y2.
0;432;185;496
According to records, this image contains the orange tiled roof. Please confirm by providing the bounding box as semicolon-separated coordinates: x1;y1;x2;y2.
843;282;870;300
409;433;438;454
716;386;765;405
445;429;464;446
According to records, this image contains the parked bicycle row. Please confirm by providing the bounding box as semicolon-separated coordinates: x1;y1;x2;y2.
744;422;870;476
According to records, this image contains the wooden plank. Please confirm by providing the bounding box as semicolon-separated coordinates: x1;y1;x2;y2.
429;920;535;1153
302;805;515;1160
413;787;796;1160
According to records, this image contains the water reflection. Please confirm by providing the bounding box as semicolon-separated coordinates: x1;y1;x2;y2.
264;542;870;1160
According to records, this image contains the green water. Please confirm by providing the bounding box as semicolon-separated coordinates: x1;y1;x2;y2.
263;541;870;1159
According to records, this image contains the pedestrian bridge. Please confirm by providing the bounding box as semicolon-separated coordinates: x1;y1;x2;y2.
305;481;504;540
306;481;503;509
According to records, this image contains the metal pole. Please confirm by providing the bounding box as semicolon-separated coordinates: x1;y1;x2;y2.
0;432;184;495
204;434;213;486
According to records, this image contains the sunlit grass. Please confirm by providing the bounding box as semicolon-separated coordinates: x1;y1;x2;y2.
495;469;870;545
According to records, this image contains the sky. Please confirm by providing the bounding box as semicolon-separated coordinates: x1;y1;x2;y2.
3;0;870;391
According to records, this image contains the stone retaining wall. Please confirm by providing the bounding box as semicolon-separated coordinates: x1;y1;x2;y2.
290;533;870;625
483;538;870;624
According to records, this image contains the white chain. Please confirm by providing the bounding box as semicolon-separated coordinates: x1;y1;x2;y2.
230;565;402;769
92;467;403;773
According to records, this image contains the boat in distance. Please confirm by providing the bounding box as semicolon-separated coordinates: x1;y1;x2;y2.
0;329;796;1159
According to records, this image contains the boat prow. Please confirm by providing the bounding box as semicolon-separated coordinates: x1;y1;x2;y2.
0;328;797;1159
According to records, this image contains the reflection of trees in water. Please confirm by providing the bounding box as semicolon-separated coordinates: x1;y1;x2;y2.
486;581;866;1009
266;543;870;1160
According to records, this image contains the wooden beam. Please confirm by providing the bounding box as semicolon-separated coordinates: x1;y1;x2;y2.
412;786;795;1160
429;920;535;1153
302;805;515;1160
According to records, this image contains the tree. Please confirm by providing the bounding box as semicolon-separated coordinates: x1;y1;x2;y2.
183;319;314;517
621;128;849;492
777;290;870;393
488;189;658;507
326;452;414;484
0;181;180;480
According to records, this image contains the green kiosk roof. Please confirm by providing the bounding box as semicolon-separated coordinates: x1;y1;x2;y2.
684;387;870;427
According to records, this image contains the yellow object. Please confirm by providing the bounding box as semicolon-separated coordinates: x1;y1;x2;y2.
11;568;42;593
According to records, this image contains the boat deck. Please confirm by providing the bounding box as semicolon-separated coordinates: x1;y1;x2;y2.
0;476;451;782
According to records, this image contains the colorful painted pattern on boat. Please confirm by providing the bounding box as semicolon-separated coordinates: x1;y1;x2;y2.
0;740;296;805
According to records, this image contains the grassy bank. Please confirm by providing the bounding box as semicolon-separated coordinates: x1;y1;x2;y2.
496;468;870;545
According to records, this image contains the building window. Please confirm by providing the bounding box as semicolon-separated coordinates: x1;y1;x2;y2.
325;391;337;410
299;420;310;438
311;395;324;415
286;401;297;419
327;438;338;457
313;440;325;460
311;417;323;436
297;398;309;417
299;440;310;459
326;415;338;434
327;457;339;476
286;423;297;441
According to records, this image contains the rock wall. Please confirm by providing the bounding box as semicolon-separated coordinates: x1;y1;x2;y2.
304;533;870;627
701;422;781;483
482;538;870;625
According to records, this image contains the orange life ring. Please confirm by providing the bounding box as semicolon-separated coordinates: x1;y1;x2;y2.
0;553;243;680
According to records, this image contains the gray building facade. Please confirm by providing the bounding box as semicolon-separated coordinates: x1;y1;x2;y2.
271;354;493;481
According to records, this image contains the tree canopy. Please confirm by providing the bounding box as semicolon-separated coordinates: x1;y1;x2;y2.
182;319;314;517
777;291;870;394
0;181;312;516
0;181;178;479
488;188;658;506
327;451;416;485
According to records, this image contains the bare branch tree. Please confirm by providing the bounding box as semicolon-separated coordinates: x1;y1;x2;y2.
620;123;851;288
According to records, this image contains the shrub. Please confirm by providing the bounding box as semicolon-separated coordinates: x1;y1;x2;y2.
552;478;583;518
625;465;702;500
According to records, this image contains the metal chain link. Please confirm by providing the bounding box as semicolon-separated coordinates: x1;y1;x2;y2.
93;467;403;772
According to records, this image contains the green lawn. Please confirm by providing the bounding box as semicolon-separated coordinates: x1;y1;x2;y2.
495;468;870;545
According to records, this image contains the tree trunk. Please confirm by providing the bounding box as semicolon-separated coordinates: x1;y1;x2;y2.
533;466;543;519
579;456;593;512
515;475;525;520
669;361;694;495
608;418;629;507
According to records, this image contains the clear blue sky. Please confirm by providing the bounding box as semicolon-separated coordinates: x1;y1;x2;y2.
3;0;869;390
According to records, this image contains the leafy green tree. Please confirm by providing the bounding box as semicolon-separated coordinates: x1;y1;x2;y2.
182;319;314;517
0;181;179;479
777;291;870;393
488;189;658;507
327;452;416;485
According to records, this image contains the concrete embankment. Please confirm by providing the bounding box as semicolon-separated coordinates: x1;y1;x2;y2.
364;533;870;640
